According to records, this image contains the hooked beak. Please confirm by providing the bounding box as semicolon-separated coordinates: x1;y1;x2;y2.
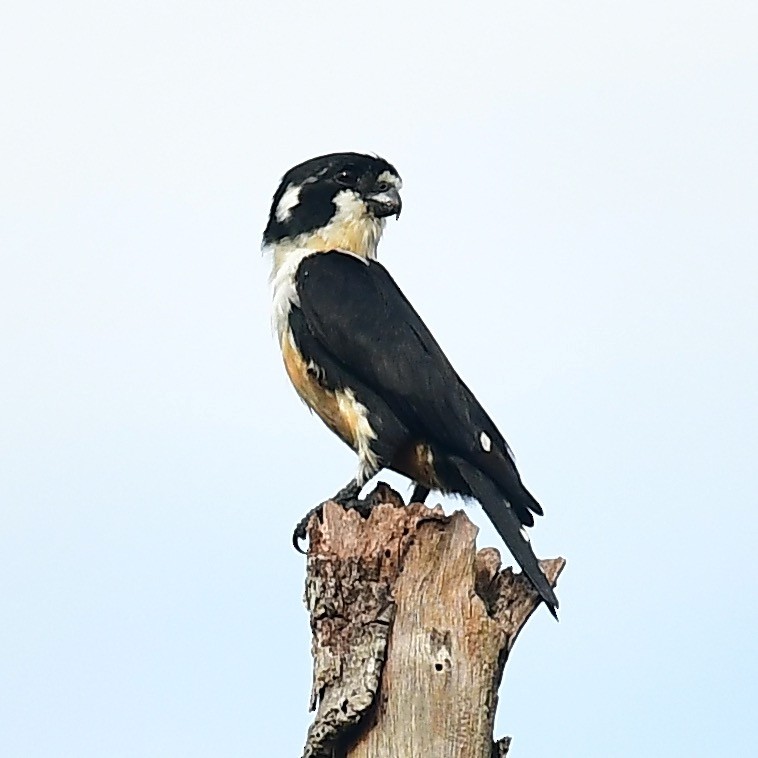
365;187;402;219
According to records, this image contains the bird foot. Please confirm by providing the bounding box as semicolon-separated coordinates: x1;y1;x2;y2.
291;494;379;554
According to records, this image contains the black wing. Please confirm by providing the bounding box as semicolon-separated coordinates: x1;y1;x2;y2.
295;252;541;519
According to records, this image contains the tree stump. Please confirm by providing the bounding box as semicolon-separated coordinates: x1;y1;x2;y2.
301;484;565;758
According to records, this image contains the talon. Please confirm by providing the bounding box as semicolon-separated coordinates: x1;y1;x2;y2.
291;495;383;554
292;525;308;554
291;502;326;553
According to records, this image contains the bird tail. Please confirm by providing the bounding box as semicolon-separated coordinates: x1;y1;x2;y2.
450;456;559;619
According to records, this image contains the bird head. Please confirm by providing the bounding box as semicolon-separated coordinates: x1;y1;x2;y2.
263;152;402;261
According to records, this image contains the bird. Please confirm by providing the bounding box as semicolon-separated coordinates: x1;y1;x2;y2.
263;152;559;616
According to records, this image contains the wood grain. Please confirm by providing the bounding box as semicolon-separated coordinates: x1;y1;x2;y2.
301;484;564;758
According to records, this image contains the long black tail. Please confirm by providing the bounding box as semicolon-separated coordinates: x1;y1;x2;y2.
451;456;559;618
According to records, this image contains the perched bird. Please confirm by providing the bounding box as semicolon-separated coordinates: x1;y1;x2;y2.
264;152;558;615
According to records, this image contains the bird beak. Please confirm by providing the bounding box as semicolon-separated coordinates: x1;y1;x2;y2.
366;187;402;219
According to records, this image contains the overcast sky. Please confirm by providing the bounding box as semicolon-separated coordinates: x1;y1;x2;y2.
1;1;757;756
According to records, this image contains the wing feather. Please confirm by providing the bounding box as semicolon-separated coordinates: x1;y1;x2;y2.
296;253;520;473
296;252;543;523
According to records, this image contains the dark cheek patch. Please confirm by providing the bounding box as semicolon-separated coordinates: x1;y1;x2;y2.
264;184;339;243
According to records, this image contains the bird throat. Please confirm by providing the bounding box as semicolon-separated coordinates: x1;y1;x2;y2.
307;213;384;259
271;190;386;271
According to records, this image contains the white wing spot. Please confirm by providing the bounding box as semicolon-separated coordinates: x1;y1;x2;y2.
480;432;492;452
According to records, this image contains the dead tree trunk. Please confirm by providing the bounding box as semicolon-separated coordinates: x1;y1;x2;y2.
301;484;565;758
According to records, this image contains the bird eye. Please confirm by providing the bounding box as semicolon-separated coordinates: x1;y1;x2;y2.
375;181;391;192
335;169;357;187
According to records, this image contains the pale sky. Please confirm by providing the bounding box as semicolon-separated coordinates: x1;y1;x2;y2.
1;2;757;756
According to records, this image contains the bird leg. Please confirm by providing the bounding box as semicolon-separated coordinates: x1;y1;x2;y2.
292;477;380;553
410;483;430;504
330;478;362;504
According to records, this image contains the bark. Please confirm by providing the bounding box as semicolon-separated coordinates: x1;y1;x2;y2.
301;484;564;758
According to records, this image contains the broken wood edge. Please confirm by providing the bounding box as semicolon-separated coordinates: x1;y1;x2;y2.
301;483;564;758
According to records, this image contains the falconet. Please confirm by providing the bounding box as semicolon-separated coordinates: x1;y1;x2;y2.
264;152;558;615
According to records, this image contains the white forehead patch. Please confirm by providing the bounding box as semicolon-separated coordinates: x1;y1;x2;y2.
275;183;301;223
377;170;402;190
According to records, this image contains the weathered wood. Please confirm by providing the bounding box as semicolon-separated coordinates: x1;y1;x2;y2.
302;484;564;758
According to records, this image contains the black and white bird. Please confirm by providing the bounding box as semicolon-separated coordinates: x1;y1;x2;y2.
264;152;558;616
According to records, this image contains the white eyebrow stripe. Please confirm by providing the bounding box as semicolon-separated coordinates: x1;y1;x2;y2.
275;183;301;222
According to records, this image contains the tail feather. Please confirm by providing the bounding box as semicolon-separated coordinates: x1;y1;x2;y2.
451;456;559;618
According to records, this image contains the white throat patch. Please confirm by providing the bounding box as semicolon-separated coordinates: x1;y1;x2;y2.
313;189;385;260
